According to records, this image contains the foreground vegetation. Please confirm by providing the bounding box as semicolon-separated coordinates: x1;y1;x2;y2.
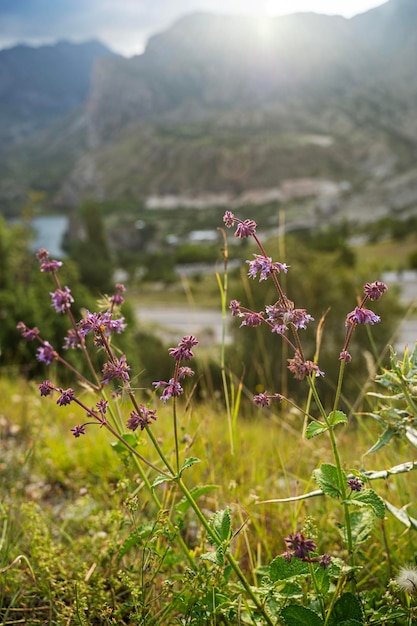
1;212;417;624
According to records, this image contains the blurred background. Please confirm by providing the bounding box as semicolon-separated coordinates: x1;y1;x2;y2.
0;0;416;401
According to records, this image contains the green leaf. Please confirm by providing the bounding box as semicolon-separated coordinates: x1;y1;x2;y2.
201;546;225;566
178;456;201;477
328;592;363;625
314;566;330;594
210;509;232;543
306;421;328;439
313;463;343;499
385;500;417;530
175;484;218;516
365;426;397;454
152;473;173;488
328;410;348;427
269;556;309;581
110;433;137;455
349;489;385;520
281;605;324;626
349;509;375;545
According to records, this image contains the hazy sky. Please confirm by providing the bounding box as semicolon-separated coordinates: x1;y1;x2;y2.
0;0;388;56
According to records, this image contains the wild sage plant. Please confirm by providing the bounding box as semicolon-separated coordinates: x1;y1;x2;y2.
15;223;415;625
222;211;393;624
17;247;276;625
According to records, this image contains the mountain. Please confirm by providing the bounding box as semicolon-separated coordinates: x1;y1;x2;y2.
1;0;417;221
0;40;118;143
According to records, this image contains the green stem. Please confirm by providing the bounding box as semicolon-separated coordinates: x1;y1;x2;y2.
308;561;325;620
177;477;274;626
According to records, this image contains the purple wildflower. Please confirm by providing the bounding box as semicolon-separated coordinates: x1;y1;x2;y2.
319;554;332;569
50;286;74;313
266;302;313;332
168;335;199;361
102;355;130;385
253;392;283;407
126;405;158;431
36;342;56;365
364;281;388;301
235;219;257;238
345;306;380;327
78;310;126;337
153;378;183;403
223;211;235;228
16;321;40;341
110;283;126;306
230;300;243;317
247;254;289;282
39;380;54;396
287;351;324;380
240;311;264;328
56;388;75;406
96;399;108;415
36;248;63;273
339;350;352;363
71;424;86;438
62;329;82;350
284;532;317;560
178;366;195;379
347;477;363;492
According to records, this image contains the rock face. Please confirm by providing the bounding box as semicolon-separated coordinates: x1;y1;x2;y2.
1;0;417;216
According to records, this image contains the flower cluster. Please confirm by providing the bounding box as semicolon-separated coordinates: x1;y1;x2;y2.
127;405;158;431
282;532;331;568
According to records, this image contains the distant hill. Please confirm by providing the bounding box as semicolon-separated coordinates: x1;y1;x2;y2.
0;40;117;143
1;0;417;222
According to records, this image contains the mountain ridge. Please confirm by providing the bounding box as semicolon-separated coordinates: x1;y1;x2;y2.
1;0;417;219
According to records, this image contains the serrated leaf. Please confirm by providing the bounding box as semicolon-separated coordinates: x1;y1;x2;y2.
328;592;363;625
152;473;173;488
178;456;201;477
269;556;309;581
314;566;330;594
201;551;219;564
175;484;218;516
313;463;343;499
306;421;328;439
211;509;232;542
328;410;348;427
349;509;375;544
280;604;324;626
349;489;385;520
365;426;397;454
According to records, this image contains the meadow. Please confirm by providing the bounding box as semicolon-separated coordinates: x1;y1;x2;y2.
1;214;417;625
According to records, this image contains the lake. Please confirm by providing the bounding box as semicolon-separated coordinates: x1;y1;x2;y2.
30;215;69;257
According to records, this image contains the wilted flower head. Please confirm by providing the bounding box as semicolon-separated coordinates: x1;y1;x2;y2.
395;566;417;594
364;280;388;301
56;388;75;406
39;380;54;396
223;210;235;228
71;424;87;438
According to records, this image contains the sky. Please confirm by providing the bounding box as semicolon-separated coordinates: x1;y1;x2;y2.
0;0;388;57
